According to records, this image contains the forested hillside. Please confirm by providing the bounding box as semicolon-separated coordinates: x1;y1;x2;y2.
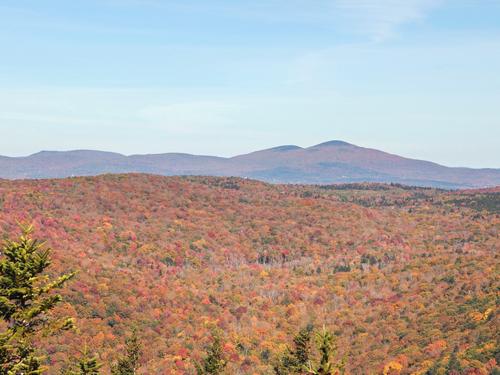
0;174;498;374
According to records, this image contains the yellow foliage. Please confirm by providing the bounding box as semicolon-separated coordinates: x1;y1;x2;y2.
103;222;113;230
470;311;484;322
482;307;493;320
191;238;207;250
481;341;496;352
383;360;403;374
97;282;108;292
138;243;155;253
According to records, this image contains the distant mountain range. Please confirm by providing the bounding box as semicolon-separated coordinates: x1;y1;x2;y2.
1;140;499;189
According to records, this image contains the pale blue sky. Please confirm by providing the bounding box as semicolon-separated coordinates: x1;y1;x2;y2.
1;0;499;167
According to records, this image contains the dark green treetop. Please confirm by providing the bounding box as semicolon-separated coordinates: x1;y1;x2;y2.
274;325;313;375
63;345;102;375
111;330;142;375
195;330;227;375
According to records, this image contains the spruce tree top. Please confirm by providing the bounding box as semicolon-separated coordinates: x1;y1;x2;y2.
0;224;75;334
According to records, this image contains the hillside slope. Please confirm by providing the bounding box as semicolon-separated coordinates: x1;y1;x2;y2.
0;174;497;373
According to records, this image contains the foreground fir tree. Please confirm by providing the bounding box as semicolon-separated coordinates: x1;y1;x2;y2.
307;327;343;375
195;331;227;375
63;346;102;375
111;330;142;375
0;225;75;374
274;326;313;374
276;326;346;375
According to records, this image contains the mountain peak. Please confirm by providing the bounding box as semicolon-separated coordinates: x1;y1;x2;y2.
30;150;124;157
311;140;353;148
1;142;499;188
269;145;303;152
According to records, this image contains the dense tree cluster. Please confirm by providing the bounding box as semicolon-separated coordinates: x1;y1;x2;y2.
0;174;498;374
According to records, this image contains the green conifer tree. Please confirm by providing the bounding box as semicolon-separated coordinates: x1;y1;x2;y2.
305;327;345;375
0;225;75;374
195;331;227;375
63;346;101;375
111;330;142;375
293;326;313;367
274;326;313;374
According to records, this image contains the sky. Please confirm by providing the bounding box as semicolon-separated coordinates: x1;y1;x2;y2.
0;0;499;167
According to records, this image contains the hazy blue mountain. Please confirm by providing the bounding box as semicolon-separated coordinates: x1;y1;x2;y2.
1;141;499;189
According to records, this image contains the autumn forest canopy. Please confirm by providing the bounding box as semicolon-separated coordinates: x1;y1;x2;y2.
0;174;498;374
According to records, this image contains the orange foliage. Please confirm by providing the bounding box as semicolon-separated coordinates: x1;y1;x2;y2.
0;175;498;373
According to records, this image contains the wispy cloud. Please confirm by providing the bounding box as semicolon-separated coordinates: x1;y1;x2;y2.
333;0;443;41
26;0;442;42
97;0;440;37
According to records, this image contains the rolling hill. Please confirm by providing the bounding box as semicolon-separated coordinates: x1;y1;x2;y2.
1;140;499;189
0;174;497;373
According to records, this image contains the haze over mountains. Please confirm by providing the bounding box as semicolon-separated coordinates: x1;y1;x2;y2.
1;140;499;189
